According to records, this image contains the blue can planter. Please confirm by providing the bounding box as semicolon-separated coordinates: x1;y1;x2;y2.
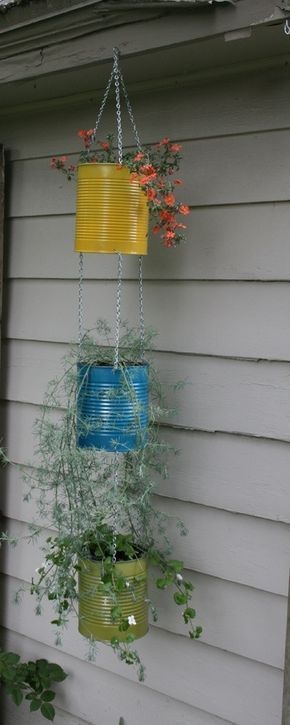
77;362;149;452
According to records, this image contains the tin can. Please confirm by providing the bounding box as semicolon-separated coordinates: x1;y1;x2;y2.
78;557;148;642
74;164;149;255
77;362;149;452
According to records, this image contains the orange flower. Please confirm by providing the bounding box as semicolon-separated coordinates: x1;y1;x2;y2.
152;225;161;234
101;142;110;150
159;210;175;222
174;179;183;185
134;152;144;161
159;137;170;146
140;164;156;176
170;143;182;152
146;188;157;201
140;173;157;185
60;156;67;164
78;129;93;138
164;193;175;207
179;204;190;215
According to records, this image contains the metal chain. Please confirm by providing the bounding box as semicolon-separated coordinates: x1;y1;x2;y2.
119;68;142;152
78;252;84;348
113;47;123;164
112;454;119;564
285;19;290;34
114;253;123;369
139;256;145;358
90;69;114;144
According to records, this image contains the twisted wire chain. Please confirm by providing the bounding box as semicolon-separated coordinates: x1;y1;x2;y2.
90;69;114;144
119;68;142;152
285;19;290;34
78;252;84;348
139;256;145;358
112;454;119;565
114;253;123;369
113;48;123;164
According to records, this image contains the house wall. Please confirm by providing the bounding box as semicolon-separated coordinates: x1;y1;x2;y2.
0;53;290;725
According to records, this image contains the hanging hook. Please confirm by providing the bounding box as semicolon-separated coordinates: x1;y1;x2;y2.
284;19;290;35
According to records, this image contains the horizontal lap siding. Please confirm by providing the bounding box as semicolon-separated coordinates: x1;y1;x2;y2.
2;340;290;440
6;132;290;219
7;204;290;281
0;563;287;668
2;401;290;523
4;279;290;359
0;597;284;725
0;61;289;725
0;630;237;725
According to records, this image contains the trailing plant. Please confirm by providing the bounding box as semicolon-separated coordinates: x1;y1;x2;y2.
0;649;67;721
50;133;190;248
1;322;202;682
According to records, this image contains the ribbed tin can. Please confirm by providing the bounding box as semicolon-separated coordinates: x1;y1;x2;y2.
78;557;148;642
77;363;149;452
74;163;149;255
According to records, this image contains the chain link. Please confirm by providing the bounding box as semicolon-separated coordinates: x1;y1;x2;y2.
114;253;123;369
139;256;145;358
90;69;114;144
113;48;123;164
284;19;290;34
112;454;119;564
78;252;84;348
119;68;142;152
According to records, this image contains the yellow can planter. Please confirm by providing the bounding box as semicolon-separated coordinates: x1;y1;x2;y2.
78;556;148;642
74;163;149;255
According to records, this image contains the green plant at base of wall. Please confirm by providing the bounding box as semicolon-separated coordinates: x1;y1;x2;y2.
0;649;67;721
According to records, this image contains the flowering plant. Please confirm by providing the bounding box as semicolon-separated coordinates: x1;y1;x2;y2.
50;133;190;248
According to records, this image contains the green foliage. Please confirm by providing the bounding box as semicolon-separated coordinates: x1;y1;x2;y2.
0;650;67;721
1;321;202;680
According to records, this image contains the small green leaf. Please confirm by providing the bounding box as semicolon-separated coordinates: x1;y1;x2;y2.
156;578;168;590
5;653;21;665
174;592;187;605
184;580;194;591
49;664;67;682
40;702;55;721
110;637;120;646
167;559;183;573
42;690;56;702
118;619;129;632
11;688;23;706
111;605;122;622
30;699;42;712
183;607;196;623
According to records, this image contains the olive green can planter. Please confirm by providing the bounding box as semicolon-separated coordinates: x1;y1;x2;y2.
78;557;148;642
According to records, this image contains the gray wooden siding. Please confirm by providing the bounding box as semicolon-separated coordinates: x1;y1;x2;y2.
0;61;290;725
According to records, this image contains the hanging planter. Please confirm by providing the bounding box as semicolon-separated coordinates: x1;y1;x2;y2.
74;163;149;255
78;556;148;642
76;362;149;452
